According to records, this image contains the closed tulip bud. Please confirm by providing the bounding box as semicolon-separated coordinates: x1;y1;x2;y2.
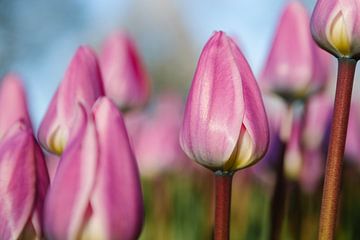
345;101;360;166
311;0;360;59
0;122;49;240
38;46;104;155
44;98;143;240
284;118;303;180
100;32;150;111
0;73;31;139
261;1;331;101
179;31;269;173
126;93;188;177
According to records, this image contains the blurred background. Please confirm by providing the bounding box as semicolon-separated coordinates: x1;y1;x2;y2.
1;0;360;239
0;0;316;127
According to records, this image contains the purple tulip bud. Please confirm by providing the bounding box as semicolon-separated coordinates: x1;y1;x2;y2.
0;73;31;139
261;1;331;101
0;122;49;240
179;31;269;172
44;98;143;240
311;0;360;59
100;32;150;111
38;46;104;155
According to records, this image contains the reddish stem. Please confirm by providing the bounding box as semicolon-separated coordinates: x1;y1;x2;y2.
214;173;233;240
318;58;357;240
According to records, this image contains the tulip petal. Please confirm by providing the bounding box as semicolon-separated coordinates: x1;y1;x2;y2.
0;74;31;139
38;46;104;155
311;0;360;58
100;32;150;110
44;106;98;240
89;97;144;239
180;31;245;169
0;123;36;240
227;38;269;170
31;139;50;237
261;2;315;97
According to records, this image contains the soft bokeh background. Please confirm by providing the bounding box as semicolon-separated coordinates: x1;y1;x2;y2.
0;0;316;128
2;0;360;239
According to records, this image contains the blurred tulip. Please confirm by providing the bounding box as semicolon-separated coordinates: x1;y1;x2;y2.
0;73;31;139
311;0;360;59
284;117;303;180
44;98;143;240
100;32;150;111
179;31;269;172
345;101;360;167
252;95;288;180
38;46;104;155
126;93;188;177
299;94;332;193
0;122;49;240
260;1;331;101
302;93;333;150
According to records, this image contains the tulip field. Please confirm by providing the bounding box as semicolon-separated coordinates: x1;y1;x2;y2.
1;0;360;239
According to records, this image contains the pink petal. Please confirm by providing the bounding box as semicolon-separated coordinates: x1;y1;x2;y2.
44;106;98;240
228;38;269;168
261;2;329;98
38;46;104;155
0;123;36;240
30;138;50;237
0;73;31;139
100;32;150;110
179;31;245;169
311;0;360;58
90;97;144;239
126;93;188;177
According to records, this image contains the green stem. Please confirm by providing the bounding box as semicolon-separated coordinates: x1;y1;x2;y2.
318;58;357;240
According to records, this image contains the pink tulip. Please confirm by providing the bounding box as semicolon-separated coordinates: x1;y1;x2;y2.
260;1;331;101
38;46;104;155
302;93;333;150
100;32;150;111
299;94;332;192
44;98;143;240
252;95;288;177
284;116;303;180
126;93;188;177
0;73;31;139
179;31;269;172
0;121;49;240
311;0;360;59
345;101;360;167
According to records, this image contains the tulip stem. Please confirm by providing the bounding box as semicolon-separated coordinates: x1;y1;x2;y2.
318;58;357;240
214;172;233;240
269;140;287;240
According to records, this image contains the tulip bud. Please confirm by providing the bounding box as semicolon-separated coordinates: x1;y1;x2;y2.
261;1;331;101
126;93;188;177
0;73;31;139
100;32;150;111
345;101;360;165
0;122;49;240
38;46;104;155
311;0;360;59
44;98;143;240
179;31;269;173
284;117;303;180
